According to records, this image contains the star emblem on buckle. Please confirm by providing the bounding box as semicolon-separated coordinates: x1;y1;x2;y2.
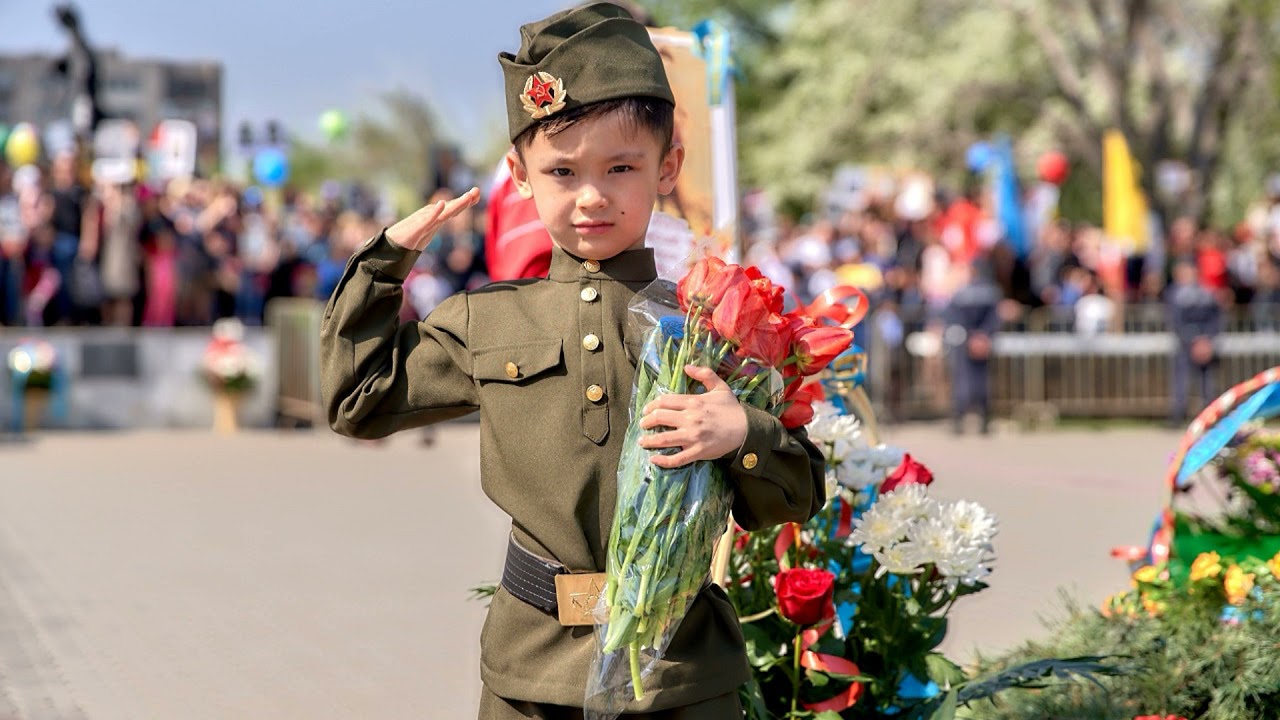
521;71;568;119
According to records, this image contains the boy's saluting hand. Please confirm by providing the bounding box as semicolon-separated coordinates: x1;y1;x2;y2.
637;364;749;469
386;187;481;251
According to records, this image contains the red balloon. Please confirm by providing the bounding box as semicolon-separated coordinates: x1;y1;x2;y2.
1037;151;1070;185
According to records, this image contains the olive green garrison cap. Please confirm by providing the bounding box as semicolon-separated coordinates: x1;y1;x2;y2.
498;2;675;142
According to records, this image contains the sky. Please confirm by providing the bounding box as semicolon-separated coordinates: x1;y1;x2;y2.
0;0;571;159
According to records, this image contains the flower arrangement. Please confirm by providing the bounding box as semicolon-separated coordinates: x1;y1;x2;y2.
590;257;855;711
966;548;1280;720
728;390;1120;719
201;318;262;395
7;339;58;389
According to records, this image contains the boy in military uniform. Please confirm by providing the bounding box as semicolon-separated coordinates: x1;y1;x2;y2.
320;5;826;717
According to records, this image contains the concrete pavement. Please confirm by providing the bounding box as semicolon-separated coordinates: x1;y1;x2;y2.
0;424;1181;719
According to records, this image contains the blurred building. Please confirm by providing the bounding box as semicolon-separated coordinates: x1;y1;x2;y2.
0;48;222;171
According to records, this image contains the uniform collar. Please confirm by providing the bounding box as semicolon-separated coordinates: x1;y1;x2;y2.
547;244;657;283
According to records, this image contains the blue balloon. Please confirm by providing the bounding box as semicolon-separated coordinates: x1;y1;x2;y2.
252;148;290;187
966;142;992;173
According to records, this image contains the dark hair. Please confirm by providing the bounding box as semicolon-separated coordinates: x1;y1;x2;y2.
513;96;674;155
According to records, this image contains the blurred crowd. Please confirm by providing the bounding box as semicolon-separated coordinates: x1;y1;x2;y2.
740;173;1280;338
5;151;1280;335
0;154;489;327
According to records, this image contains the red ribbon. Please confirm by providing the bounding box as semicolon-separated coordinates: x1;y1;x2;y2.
771;520;864;712
799;611;864;711
802;285;870;329
774;522;797;567
836;501;853;539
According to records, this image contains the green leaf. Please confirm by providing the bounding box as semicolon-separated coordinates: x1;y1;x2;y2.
928;689;957;720
806;668;831;687
925;653;967;687
814;712;844;720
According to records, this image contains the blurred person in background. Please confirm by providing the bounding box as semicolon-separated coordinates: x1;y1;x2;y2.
0;164;24;325
1252;261;1280;331
1167;259;1223;427
85;181;142;326
944;259;1001;435
430;187;487;293
47;153;86;322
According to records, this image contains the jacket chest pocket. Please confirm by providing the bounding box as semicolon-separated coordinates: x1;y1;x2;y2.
473;339;565;386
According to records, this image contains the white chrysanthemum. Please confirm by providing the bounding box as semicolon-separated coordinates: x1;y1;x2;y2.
869;445;906;468
907;517;968;568
873;541;923;578
942;500;998;546
837;457;879;491
824;468;840;499
876;484;934;524
849;504;908;553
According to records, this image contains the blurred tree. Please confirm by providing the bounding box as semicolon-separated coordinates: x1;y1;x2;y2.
643;0;1280;225
287;89;439;215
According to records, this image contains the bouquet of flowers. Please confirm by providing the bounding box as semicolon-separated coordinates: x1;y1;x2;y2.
728;431;1000;717
587;257;855;714
731;392;1117;718
7;339;58;389
201;318;262;394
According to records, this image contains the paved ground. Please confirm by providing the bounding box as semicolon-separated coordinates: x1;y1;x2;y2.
0;423;1182;719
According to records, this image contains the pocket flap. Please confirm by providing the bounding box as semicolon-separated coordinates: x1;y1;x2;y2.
473;339;564;383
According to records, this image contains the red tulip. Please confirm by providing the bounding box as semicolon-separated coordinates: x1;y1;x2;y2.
775;567;836;626
792;325;853;376
744;266;785;314
737;313;793;367
880;454;934;494
780;399;815;429
779;379;824;429
712;281;772;349
677;256;744;312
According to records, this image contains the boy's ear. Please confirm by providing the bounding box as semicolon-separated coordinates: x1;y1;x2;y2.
657;141;685;196
506;149;534;199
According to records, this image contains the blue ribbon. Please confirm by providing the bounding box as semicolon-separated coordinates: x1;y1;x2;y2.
691;20;734;106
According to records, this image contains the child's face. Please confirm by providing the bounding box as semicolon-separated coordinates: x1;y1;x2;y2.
508;110;683;261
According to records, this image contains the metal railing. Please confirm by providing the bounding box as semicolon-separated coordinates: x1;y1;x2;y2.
865;303;1280;422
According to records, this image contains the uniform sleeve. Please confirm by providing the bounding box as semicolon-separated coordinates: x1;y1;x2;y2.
724;404;827;531
321;230;478;439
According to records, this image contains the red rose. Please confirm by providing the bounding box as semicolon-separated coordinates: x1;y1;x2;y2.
677;256;745;312
879;453;934;494
792;325;854;376
775;567;836;626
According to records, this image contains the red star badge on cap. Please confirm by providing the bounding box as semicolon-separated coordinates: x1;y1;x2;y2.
520;72;567;119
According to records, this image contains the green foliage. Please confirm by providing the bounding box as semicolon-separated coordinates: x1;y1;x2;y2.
641;0;1280;224
966;576;1280;720
286;89;441;215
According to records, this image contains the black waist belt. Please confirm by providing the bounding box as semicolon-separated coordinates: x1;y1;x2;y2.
500;535;568;614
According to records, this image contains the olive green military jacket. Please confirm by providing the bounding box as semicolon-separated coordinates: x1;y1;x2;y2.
321;231;826;710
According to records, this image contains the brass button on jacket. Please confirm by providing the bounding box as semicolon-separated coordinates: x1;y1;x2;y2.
585;384;605;402
580;287;598;302
582;334;601;351
742;452;759;470
583;259;601;273
504;361;519;379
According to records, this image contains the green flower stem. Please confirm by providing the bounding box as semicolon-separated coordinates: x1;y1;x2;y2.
629;640;643;700
791;630;802;717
